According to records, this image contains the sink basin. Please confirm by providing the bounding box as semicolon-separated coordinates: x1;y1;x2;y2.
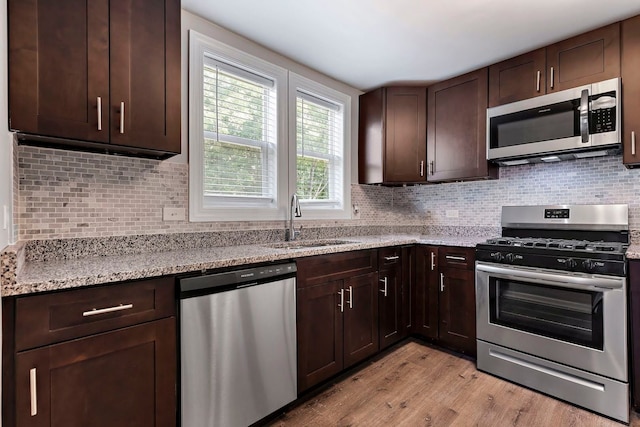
265;239;355;250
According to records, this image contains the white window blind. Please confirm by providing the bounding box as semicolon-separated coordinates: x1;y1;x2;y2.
296;90;344;208
202;56;278;206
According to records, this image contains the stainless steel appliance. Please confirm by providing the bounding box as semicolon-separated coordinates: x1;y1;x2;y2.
179;262;297;427
487;78;620;165
475;204;629;423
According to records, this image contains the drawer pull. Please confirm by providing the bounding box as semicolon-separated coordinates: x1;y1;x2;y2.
445;255;466;262
384;255;400;261
30;368;37;416
83;303;133;317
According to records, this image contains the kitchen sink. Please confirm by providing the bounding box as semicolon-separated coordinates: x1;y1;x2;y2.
265;239;355;250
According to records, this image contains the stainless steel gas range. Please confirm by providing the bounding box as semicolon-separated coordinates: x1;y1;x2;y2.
475;204;629;423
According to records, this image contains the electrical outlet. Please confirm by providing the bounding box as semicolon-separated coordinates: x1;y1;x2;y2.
163;207;186;221
446;209;459;218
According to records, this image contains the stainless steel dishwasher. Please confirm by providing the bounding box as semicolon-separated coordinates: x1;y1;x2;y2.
178;262;297;427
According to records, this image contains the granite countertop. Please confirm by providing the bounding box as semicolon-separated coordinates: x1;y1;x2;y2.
6;234;491;297
627;244;640;259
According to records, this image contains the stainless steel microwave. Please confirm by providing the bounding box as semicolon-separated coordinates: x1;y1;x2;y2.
487;78;621;165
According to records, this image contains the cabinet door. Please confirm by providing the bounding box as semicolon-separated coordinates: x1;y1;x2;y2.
438;267;476;356
413;246;439;339
488;49;546;107
15;318;176;427
546;23;620;93
297;280;344;392
109;0;181;153
8;0;110;142
629;260;640;410
378;266;402;350
343;272;379;368
384;87;427;183
623;15;640;167
427;68;496;182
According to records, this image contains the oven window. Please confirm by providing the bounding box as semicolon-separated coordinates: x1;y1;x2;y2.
489;278;603;350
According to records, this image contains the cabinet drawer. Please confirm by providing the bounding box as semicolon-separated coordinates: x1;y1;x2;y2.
439;247;475;270
297;250;377;288
378;246;402;268
15;277;175;351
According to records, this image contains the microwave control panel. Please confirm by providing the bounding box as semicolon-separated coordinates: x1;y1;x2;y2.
589;91;616;134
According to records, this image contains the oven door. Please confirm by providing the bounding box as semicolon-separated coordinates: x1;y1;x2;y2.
476;262;627;381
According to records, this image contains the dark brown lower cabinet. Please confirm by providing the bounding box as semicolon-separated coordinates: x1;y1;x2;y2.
412;246;477;357
4;277;177;427
297;273;378;392
16;319;176;427
378;246;413;350
414;246;440;339
629;260;640;409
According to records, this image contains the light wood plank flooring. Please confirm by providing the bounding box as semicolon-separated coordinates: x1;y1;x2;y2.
269;341;640;426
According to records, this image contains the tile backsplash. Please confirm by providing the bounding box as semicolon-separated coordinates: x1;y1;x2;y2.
15;144;640;241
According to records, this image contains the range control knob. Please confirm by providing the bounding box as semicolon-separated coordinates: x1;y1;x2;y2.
565;258;577;269
491;252;504;262
505;253;515;263
582;259;595;272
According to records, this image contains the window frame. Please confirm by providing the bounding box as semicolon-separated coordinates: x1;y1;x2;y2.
189;30;288;222
288;73;352;220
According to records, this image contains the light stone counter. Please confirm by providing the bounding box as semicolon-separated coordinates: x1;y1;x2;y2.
5;234;492;296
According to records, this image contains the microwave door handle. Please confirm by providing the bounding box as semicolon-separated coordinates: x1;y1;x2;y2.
580;88;589;143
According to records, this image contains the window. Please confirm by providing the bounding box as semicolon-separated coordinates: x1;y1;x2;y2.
290;73;351;219
202;59;277;203
189;30;288;222
189;30;350;222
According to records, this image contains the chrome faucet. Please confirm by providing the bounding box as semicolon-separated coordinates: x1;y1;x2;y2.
287;193;302;241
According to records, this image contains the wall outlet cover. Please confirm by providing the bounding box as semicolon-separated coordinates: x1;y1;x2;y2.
163;207;186;221
446;209;459;218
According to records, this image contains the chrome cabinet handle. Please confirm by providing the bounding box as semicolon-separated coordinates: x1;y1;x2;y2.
429;161;434;175
97;97;102;131
347;286;353;309
83;303;133;317
338;289;344;313
440;273;444;292
420;160;424;177
632;131;636;156
379;277;388;297
430;252;436;271
445;255;466;262
384;255;400;261
550;67;554;89
536;70;541;92
30;368;37;416
120;101;125;134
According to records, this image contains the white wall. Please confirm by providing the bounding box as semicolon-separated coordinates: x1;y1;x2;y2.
178;9;362;183
0;0;14;252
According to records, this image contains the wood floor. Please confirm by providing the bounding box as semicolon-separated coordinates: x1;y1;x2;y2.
269;341;640;426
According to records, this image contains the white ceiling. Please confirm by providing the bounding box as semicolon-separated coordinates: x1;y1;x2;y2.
182;0;640;91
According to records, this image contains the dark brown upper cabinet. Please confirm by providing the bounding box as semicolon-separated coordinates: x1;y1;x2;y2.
622;15;640;167
8;0;181;159
359;87;427;184
427;68;497;182
489;23;620;107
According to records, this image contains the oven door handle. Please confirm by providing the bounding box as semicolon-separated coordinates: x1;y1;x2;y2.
476;263;624;291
